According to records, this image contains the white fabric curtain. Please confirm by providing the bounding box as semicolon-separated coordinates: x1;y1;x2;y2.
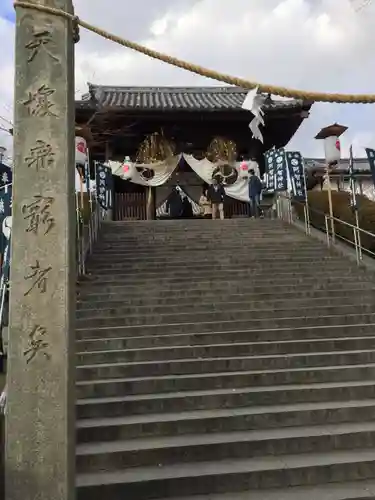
109;156;181;186
109;153;261;203
182;154;251;202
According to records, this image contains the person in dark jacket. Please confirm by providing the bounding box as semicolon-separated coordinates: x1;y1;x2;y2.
248;169;262;218
166;187;183;218
207;177;225;220
181;195;194;218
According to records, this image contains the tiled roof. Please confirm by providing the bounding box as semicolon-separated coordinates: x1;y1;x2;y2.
82;84;312;112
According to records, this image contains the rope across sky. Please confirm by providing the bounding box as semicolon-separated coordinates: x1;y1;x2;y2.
13;1;375;104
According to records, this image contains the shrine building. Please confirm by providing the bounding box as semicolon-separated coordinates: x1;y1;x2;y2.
75;84;313;220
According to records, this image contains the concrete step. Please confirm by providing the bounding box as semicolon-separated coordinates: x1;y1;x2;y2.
75;218;375;498
92;248;328;260
147;479;375;499
76;336;375;363
87;247;335;263
77;350;375;380
77;276;375;297
87;252;335;267
77;421;375;473
76;363;375;397
75;325;375;352
92;242;326;253
77;285;375;305
76;448;375;499
76;305;375;329
98;226;298;234
76;380;375;418
96;231;310;240
76;294;375;318
87;261;360;278
81;265;363;284
76;399;375;439
99;220;302;227
101;219;280;226
76;313;375;340
98;232;305;241
96;239;318;248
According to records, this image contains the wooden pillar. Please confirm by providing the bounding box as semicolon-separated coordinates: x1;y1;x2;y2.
6;2;76;500
146;186;155;220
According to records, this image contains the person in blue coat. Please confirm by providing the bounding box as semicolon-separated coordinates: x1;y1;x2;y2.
248;169;262;218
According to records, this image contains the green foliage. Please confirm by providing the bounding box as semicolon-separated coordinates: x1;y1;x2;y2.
293;190;375;252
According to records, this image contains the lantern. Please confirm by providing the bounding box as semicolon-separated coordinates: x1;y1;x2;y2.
239;161;249;179
121;156;135;180
75;136;87;166
315;123;347;166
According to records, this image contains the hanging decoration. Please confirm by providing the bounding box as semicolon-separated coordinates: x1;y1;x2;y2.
212;164;238;185
264;148;288;192
206;137;238;185
182;154;250;202
241;87;267;143
264;148;276;192
239;160;249;179
134;132;176;185
120;156;137;181
95;163;113;210
136;132;175;164
285;151;307;201
206;137;237;164
137;165;155;182
75;136;88;167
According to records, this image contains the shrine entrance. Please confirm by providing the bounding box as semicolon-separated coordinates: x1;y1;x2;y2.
113;157;252;221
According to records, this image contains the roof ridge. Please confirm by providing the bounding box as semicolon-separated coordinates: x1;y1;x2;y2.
89;84;249;94
78;83;312;111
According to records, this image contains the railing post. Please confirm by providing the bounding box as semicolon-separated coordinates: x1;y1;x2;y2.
325;216;331;247
303;205;309;235
353;226;360;266
354;209;363;261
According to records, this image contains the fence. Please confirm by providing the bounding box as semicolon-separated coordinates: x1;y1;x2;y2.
114;193;275;220
115;192;147;221
76;191;106;276
275;193;375;266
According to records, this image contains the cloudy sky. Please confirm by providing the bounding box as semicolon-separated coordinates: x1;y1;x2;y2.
0;0;374;163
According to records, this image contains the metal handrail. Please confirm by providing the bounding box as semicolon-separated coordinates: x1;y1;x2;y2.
76;195;106;276
275;192;375;266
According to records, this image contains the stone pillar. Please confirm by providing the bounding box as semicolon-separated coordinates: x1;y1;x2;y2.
6;2;75;500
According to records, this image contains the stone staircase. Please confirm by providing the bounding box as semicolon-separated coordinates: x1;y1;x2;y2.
76;218;375;499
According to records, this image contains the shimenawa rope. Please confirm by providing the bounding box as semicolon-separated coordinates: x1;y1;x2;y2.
13;1;375;104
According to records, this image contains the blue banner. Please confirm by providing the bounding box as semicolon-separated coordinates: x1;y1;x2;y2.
0;185;12;258
0;162;12;188
264;148;287;192
264;149;276;192
96;163;113;210
365;148;375;189
285;151;307;201
0;234;11;334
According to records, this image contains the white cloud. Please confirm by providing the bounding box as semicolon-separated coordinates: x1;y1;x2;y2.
1;0;375;160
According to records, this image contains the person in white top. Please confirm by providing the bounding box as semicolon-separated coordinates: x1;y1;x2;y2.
199;186;212;218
